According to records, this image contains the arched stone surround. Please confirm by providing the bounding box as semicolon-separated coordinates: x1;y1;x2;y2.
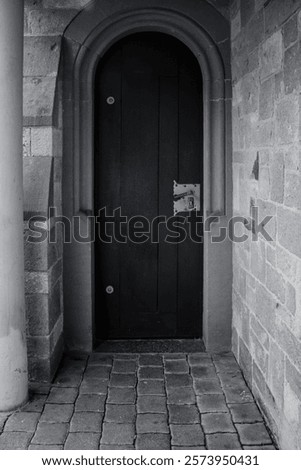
63;0;232;352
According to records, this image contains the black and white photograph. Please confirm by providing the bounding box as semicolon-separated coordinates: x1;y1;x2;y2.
0;0;300;463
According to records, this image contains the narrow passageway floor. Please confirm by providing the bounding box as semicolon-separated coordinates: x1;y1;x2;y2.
0;352;277;450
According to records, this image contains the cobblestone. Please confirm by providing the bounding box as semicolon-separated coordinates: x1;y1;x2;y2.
0;353;275;450
64;433;100;450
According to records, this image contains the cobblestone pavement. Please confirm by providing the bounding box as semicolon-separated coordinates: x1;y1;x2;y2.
0;353;277;450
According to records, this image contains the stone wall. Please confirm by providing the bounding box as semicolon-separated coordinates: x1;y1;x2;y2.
22;0;90;381
231;0;301;449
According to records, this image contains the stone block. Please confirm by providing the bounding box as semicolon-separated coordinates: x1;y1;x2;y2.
276;97;299;145
284;41;301;94
249;330;268;377
241;71;259;114
201;412;235;434
23;155;53;218
27;9;77;35
40;404;74;423
70;412;103;432
110;374;136;388
31;127;53;157
231;10;241;40
75;394;106;412
0;432;32;450
47;387;78;404
89;354;113;366
84;365;111;380
223;383;254;405
268;341;285;406
266;264;286;303
168;405;200;424
259;77;275;120
104;405;135;423
278;206;301;258
197;395;228;413
138;367;164;379
266;244;276;267
238;338;253;386
250;315;270;351
136;433;170;450
206;433;242;450
264;0;300;37
25;271;48;295
193;379;223;396
64;433;100;450
23;127;31;157
24;77;57;126
137;379;165;396
24;36;61;77
236;423;272;445
139;355;163;366
112;360;137;374
283;13;298;49
137;395;167;414
167;387;196;404
24;236;48;272
252;120;274;148
164;359;189;374
241;0;255;27
270;151;284;203
170;424;205;447
107;387;136;405
276;322;301;371
43;0;91;8
229;403;263;423
258;167;270;200
187;353;212;366
286;358;301;398
26;293;49;336
286;282;296;315
285;173;301;210
100;423;135;445
251;240;266;283
165;374;192;388
136;413;169;434
32;423;68;445
260;31;283;80
22;395;47;413
4;412;40;432
190;365;216;379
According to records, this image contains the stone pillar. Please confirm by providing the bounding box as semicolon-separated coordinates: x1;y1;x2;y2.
0;0;28;410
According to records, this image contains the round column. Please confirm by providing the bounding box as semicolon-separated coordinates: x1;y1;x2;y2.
0;0;28;411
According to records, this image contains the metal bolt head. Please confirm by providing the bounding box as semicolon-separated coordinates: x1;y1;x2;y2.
106;285;114;294
106;96;115;105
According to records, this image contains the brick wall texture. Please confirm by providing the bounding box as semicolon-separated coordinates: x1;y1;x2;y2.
231;0;301;450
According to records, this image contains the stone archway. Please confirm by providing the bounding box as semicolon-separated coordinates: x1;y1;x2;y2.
62;0;232;353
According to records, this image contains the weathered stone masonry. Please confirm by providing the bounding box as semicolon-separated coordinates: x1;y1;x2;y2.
21;0;301;450
22;0;92;381
231;0;301;450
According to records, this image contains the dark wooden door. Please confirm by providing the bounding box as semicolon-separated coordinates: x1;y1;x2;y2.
94;33;203;340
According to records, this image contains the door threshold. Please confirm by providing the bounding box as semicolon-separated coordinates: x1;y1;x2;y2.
94;338;205;353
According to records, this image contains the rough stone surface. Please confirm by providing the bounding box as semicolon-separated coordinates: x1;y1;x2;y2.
232;0;301;450
0;353;274;450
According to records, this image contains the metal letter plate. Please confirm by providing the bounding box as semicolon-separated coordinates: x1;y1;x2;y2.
173;180;200;215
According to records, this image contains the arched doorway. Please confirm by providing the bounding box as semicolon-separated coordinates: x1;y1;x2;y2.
63;0;232;353
94;32;203;340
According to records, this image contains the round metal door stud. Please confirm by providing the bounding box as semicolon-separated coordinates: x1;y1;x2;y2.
106;96;115;105
106;285;114;294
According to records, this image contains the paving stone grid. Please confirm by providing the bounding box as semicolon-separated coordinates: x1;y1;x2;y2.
0;353;277;450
